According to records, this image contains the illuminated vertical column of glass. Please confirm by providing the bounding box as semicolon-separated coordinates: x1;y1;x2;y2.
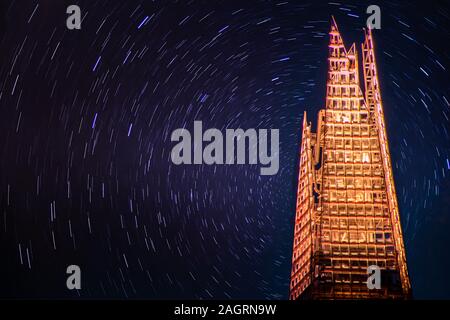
289;112;316;300
316;18;374;298
362;28;411;296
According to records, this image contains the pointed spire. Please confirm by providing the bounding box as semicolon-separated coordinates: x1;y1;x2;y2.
302;111;308;130
329;16;345;55
330;15;340;36
330;15;338;31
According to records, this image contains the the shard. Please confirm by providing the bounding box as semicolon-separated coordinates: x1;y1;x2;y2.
289;18;411;300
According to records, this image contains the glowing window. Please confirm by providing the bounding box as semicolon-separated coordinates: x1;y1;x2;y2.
362;152;370;163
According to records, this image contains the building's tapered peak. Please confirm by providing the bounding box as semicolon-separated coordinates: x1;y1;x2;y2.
329;16;345;53
302;111;307;127
330;15;339;33
329;17;359;62
326;17;367;111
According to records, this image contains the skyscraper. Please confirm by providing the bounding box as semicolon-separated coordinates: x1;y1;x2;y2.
289;18;411;300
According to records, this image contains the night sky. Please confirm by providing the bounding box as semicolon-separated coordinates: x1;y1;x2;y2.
0;0;449;299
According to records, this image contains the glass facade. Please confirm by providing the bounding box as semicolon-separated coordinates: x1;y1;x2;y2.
289;19;411;300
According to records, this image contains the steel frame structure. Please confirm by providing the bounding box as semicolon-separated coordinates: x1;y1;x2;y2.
289;18;411;300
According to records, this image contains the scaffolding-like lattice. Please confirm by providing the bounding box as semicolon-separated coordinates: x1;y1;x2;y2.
289;18;411;300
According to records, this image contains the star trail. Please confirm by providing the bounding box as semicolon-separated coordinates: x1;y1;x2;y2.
0;1;449;299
